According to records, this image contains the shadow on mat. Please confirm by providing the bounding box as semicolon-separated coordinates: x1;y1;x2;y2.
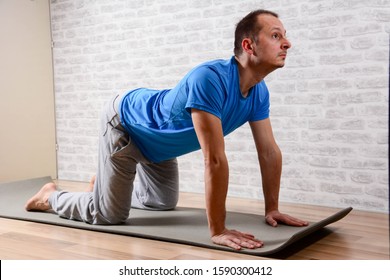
124;214;206;227
267;227;334;259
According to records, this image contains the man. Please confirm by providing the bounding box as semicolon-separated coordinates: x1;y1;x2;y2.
26;9;308;250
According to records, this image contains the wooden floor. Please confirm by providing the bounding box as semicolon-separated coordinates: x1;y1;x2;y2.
0;180;388;260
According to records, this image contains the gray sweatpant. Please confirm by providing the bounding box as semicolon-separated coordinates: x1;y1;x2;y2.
48;94;179;224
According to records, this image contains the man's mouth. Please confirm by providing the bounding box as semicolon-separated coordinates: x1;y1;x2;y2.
279;52;287;58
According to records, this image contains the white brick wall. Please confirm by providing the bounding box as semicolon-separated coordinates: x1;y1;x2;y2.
50;0;389;213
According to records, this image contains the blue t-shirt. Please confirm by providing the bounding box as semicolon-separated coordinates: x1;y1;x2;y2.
119;56;270;163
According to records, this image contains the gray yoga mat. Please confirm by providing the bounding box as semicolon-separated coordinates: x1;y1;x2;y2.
0;176;352;256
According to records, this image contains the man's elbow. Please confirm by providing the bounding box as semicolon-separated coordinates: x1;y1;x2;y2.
259;145;282;162
203;154;228;170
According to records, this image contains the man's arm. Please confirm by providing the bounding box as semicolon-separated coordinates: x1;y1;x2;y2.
191;109;263;250
250;118;308;227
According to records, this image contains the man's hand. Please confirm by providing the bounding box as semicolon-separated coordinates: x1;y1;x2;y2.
265;210;309;227
211;228;263;250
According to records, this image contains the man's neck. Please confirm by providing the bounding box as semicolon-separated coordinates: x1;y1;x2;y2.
235;55;274;97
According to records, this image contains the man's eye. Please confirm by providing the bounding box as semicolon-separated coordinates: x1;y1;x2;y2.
272;33;280;39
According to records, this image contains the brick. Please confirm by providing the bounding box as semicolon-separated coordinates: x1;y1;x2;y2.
283;168;308;179
337;91;383;105
308;119;338;130
359;146;388;158
267;82;296;93
188;0;213;9
365;186;389;199
340;197;387;211
319;54;363;65
159;3;188;14
377;173;388;185
299;106;322;117
361;8;390;22
308;27;339;40
350;36;377;49
356;77;389;89
284;94;324;104
356;105;388;116
365;48;389;61
282;118;308;129
339;119;365;130
333;0;369;9
367;119;389;131
285;55;316;68
325;107;355;119
309;40;346;52
309;157;339;168
342;159;388;170
121;19;147;30
287;179;317;192
274;131;300;142
306;15;341;28
342;23;382;36
183;20;214;31
308;146;356;157
376;132;388;144
330;132;374;144
271;106;298;117
311;170;347;181
340;64;385;77
297;79;352;92
350;171;375;184
320;182;363;195
301;2;334;16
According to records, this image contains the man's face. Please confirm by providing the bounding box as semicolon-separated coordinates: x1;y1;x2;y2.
252;14;291;69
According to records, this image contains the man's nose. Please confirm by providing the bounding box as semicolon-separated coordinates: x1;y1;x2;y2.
282;38;291;50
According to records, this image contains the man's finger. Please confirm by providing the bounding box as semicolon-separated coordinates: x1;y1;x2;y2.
280;214;308;226
227;239;242;250
265;215;278;227
212;229;264;250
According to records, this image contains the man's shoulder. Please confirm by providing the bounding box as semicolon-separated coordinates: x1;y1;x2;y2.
195;56;233;70
186;56;235;81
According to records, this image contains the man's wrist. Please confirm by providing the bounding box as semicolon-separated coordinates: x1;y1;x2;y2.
265;205;279;215
209;222;226;237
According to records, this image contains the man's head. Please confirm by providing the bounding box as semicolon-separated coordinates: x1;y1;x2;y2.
234;10;280;57
234;9;291;70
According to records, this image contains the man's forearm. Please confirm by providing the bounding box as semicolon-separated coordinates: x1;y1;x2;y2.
204;157;229;236
259;145;282;213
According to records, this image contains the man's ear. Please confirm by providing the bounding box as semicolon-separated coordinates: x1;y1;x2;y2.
241;38;255;55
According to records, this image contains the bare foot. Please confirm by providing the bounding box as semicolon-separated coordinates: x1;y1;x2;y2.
25;182;57;211
86;175;96;192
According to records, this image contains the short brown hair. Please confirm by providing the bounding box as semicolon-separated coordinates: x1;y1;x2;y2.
233;9;279;56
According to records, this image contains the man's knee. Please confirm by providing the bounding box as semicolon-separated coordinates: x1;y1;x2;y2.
157;197;178;210
132;193;178;211
93;208;130;225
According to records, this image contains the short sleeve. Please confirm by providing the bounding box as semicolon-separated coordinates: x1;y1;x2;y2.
249;81;270;122
185;66;225;119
